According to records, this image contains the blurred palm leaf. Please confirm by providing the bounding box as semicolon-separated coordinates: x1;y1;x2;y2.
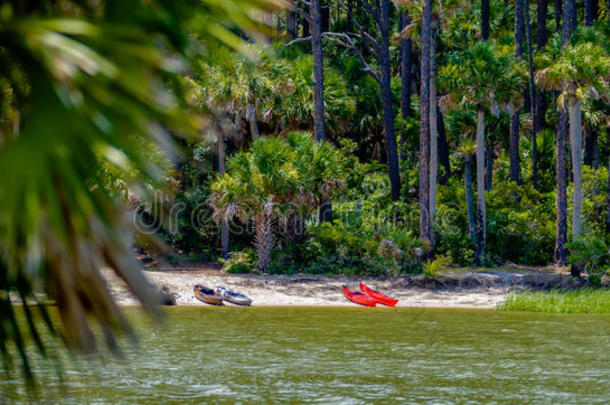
0;0;280;384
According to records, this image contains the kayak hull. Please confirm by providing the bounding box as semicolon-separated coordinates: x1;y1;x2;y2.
194;285;223;305
343;286;377;307
216;286;253;306
359;282;399;307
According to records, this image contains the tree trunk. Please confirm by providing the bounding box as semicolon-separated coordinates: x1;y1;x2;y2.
254;207;273;271
583;128;596;167
525;0;539;189
465;157;477;246
537;0;548;49
400;11;412;160
568;98;582;238
555;0;575;266
555;111;568;265
475;108;487;264
535;0;548;133
510;0;523;185
218;130;229;259
429;25;438;235
515;0;525;57
508;104;520;184
380;0;401;201
311;0;325;143
569;0;576;33
554;0;562;33
302;8;310;37
287;10;297;38
606;159;610;234
585;0;598;25
419;0;432;251
312;0;332;222
346;0;354;32
437;104;451;184
246;104;259;139
481;0;490;40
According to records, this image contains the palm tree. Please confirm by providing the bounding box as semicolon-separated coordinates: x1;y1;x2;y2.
419;0;433;252
429;22;439;241
438;41;526;264
511;0;525;184
210;137;300;270
536;39;610;256
204;50;276;140
210;133;343;270
0;0;279;382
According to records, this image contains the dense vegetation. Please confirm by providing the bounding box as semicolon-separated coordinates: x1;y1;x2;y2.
2;0;610;385
160;0;610;279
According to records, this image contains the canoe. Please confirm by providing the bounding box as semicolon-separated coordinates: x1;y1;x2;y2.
216;286;252;306
194;284;223;305
343;285;377;307
359;282;399;307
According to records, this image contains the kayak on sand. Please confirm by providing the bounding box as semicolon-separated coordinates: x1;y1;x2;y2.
194;284;223;305
359;282;399;307
343;285;377;307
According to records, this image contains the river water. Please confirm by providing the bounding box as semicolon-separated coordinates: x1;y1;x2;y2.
3;307;610;403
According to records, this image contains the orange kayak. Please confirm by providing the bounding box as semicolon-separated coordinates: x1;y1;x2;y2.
343;285;377;307
359;282;399;307
194;284;223;305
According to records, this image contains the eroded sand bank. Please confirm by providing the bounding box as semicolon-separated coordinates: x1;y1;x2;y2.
104;267;574;309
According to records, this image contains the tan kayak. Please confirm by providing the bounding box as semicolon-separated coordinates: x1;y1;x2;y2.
194;284;223;305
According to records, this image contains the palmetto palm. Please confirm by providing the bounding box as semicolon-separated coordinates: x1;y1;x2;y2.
202;47;278;139
0;0;278;382
210;136;301;270
536;36;610;239
209;133;343;270
438;40;526;263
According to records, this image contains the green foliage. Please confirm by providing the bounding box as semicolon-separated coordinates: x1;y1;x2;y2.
536;30;610;108
438;40;526;113
499;289;610;314
579;165;610;236
423;257;451;281
434;179;557;265
486;182;556;265
210;133;345;269
193;44;356;138
295;220;421;276
220;250;257;274
0;0;278;385
566;236;609;286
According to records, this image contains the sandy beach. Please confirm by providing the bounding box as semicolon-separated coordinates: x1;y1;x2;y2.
104;265;578;309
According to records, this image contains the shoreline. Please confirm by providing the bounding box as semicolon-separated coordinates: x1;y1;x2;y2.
105;266;583;309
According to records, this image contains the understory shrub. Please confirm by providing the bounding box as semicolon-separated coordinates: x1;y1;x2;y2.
566;236;610;286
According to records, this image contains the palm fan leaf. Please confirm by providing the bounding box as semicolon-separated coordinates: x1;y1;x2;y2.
0;0;280;385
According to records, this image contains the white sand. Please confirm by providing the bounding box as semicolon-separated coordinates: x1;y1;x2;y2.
105;269;511;309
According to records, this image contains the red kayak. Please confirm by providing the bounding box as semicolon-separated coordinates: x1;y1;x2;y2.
343;286;377;307
360;282;399;307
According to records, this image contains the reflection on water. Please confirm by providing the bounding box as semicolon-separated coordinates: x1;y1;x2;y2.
3;307;610;403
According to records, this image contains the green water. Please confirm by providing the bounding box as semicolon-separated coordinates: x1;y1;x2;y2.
3;307;610;403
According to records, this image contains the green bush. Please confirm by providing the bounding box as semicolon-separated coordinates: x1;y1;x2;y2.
567;236;609;286
434;179;556;265
423;256;451;281
220;250;257;274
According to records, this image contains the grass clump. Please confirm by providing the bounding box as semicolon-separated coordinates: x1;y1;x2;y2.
499;289;610;314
